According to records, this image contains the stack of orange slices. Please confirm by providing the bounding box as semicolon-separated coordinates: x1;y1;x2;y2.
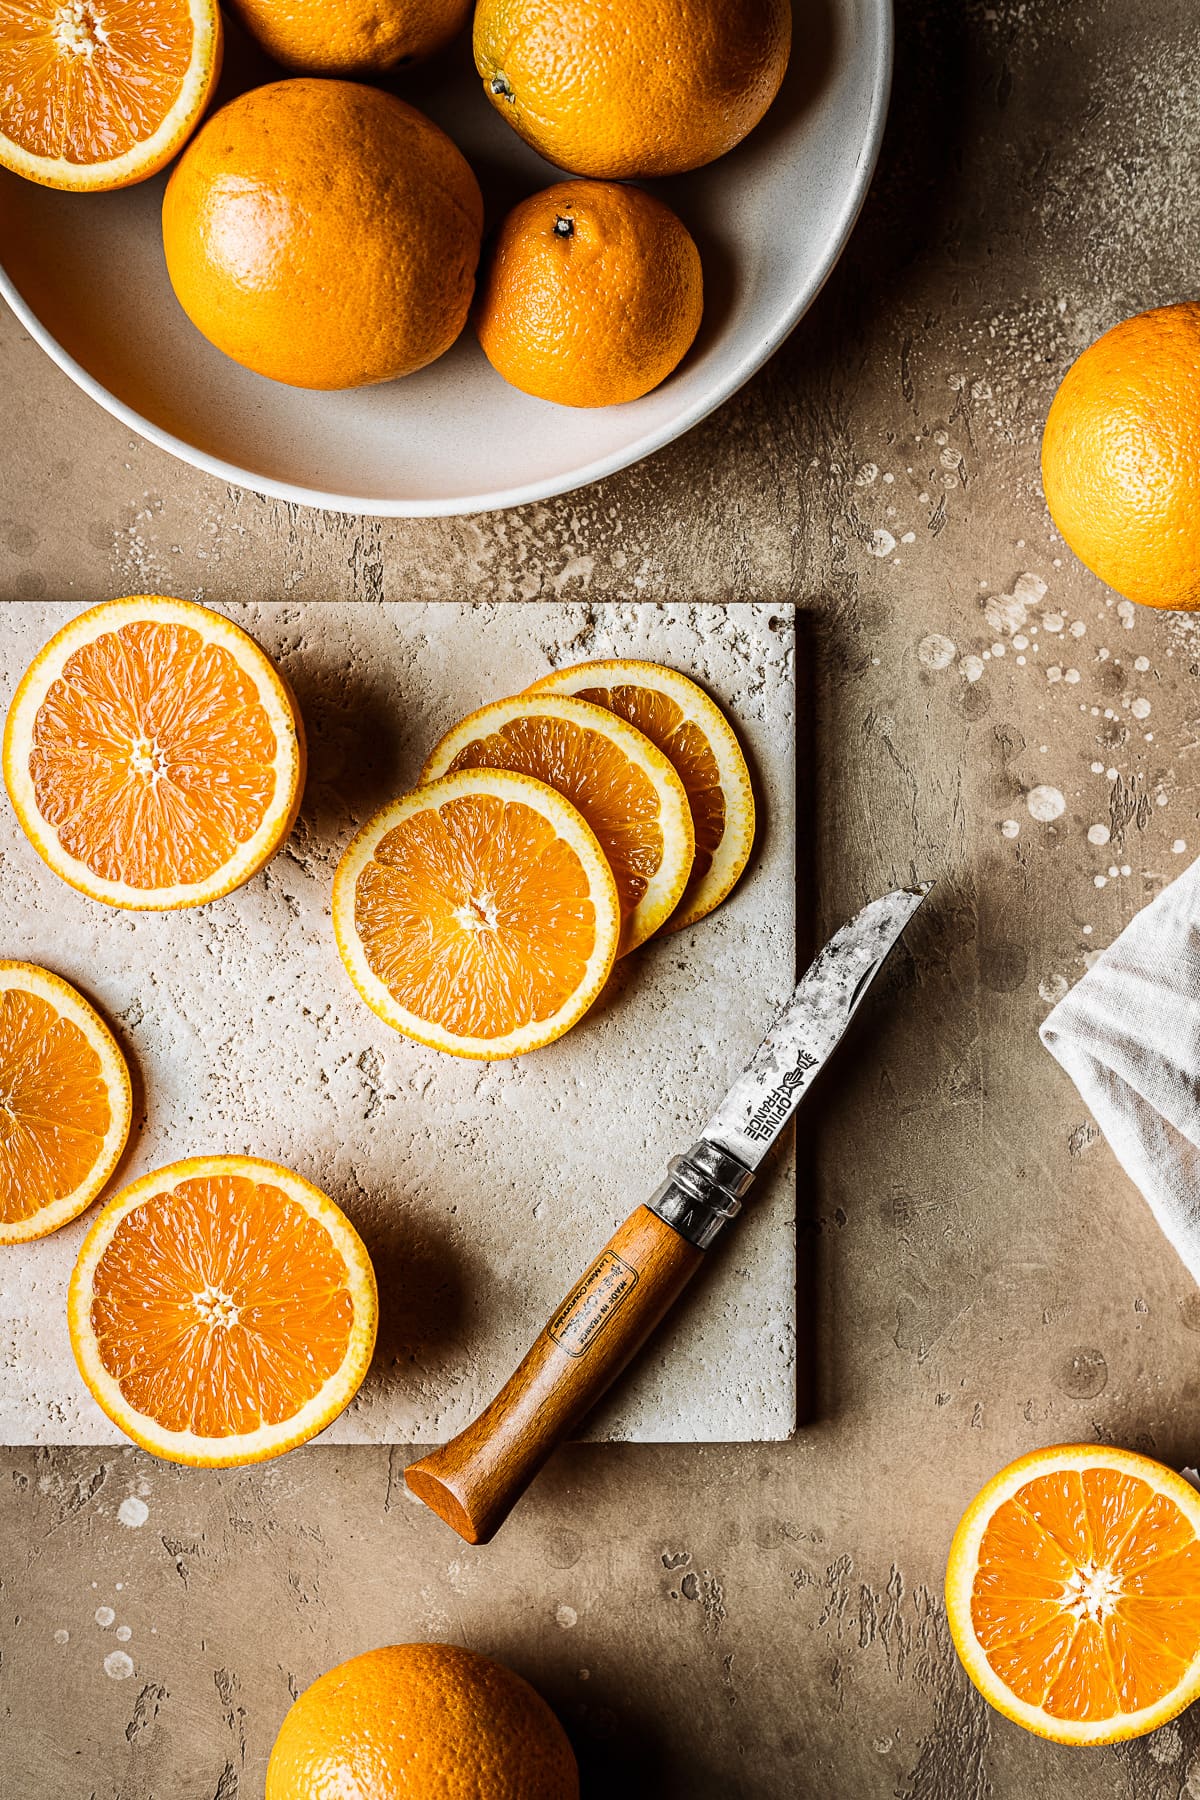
333;658;755;1060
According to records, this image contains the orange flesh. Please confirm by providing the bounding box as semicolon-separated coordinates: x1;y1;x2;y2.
354;793;598;1038
0;0;193;162
445;715;663;915
29;619;277;888
574;682;726;884
972;1468;1200;1718
0;987;111;1221
89;1174;354;1437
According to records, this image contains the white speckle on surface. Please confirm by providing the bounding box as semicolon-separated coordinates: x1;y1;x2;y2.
118;1496;149;1529
1134;654;1150;672
1158;792;1170;807
983;572;1046;638
103;1651;134;1682
1130;696;1151;720
991;642;1006;657
854;462;879;487
869;529;896;558
1121;864;1131;877
1087;824;1111;846
1000;819;1020;839
53;1630;69;1646
1012;634;1029;650
900;531;916;544
1069;620;1087;638
1046;665;1062;683
1027;785;1066;822
1039;974;1069;1004
1090;761;1104;773
1094;875;1107;888
1174;840;1188;855
1107;768;1119;781
1064;668;1080;684
917;633;956;670
556;1605;578;1629
1083;925;1093;935
960;654;985;682
115;1626;132;1643
94;1607;115;1630
1043;613;1064;633
1117;600;1136;629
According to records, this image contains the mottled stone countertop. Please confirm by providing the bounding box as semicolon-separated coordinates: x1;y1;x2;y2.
3;2;1199;1795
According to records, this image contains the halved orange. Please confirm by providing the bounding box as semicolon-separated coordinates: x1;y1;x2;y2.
528;659;755;931
946;1443;1200;1744
333;767;620;1059
0;961;131;1243
420;692;693;955
68;1155;377;1465
4;597;304;910
0;0;222;191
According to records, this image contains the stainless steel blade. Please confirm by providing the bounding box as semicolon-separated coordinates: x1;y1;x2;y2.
701;884;931;1170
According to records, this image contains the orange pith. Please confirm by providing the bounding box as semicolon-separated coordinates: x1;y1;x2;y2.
89;1171;353;1436
0;0;192;161
444;717;662;916
30;618;276;889
356;790;602;1038
973;1468;1200;1719
0;987;111;1220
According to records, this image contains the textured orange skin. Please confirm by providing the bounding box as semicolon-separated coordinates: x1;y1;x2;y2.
162;80;483;390
231;0;471;74
476;180;703;407
475;0;791;178
265;1643;580;1800
1041;303;1200;610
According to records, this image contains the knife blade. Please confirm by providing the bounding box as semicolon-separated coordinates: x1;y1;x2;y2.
405;883;930;1544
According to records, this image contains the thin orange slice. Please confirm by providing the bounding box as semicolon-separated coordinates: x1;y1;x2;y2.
0;961;131;1243
946;1443;1200;1744
528;658;755;931
0;0;222;191
4;597;305;910
333;767;620;1059
68;1155;378;1465
420;692;693;955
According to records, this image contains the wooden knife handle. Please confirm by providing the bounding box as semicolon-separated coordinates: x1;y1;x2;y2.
404;1205;704;1544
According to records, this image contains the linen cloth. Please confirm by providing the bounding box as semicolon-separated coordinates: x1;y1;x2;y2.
1041;858;1200;1284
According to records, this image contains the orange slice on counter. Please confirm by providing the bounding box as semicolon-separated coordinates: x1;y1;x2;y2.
333;767;620;1060
68;1156;377;1465
4;597;304;910
946;1443;1200;1744
528;659;755;931
0;0;223;192
0;962;131;1244
420;692;692;954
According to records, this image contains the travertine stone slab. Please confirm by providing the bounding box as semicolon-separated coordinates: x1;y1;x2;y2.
0;601;795;1444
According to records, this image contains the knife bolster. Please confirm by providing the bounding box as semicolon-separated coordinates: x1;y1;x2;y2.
646;1139;755;1249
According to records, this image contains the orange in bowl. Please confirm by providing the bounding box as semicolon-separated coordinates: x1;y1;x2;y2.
162;79;483;390
231;0;471;74
475;180;703;408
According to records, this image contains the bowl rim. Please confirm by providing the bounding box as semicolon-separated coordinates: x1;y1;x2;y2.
0;2;893;519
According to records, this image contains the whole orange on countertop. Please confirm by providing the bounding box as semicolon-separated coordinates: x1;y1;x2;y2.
231;0;471;74
1041;302;1200;609
161;79;483;390
475;180;703;407
266;1643;579;1799
474;0;791;178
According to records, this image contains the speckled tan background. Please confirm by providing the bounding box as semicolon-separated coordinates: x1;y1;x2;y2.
4;0;1200;1795
0;600;796;1446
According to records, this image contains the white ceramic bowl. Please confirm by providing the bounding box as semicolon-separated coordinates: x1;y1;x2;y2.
0;1;891;517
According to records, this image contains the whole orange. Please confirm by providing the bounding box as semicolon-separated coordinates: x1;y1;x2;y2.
264;1643;580;1799
161;80;483;390
475;180;703;407
1041;302;1200;609
474;0;792;178
231;0;471;74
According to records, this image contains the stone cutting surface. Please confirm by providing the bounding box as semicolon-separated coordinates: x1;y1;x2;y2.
0;600;796;1445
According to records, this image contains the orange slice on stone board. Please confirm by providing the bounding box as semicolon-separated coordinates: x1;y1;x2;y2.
333;767;621;1060
0;0;223;192
946;1443;1200;1745
4;597;304;910
0;962;132;1244
527;659;755;932
420;692;693;955
336;770;626;1051
68;1156;378;1466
